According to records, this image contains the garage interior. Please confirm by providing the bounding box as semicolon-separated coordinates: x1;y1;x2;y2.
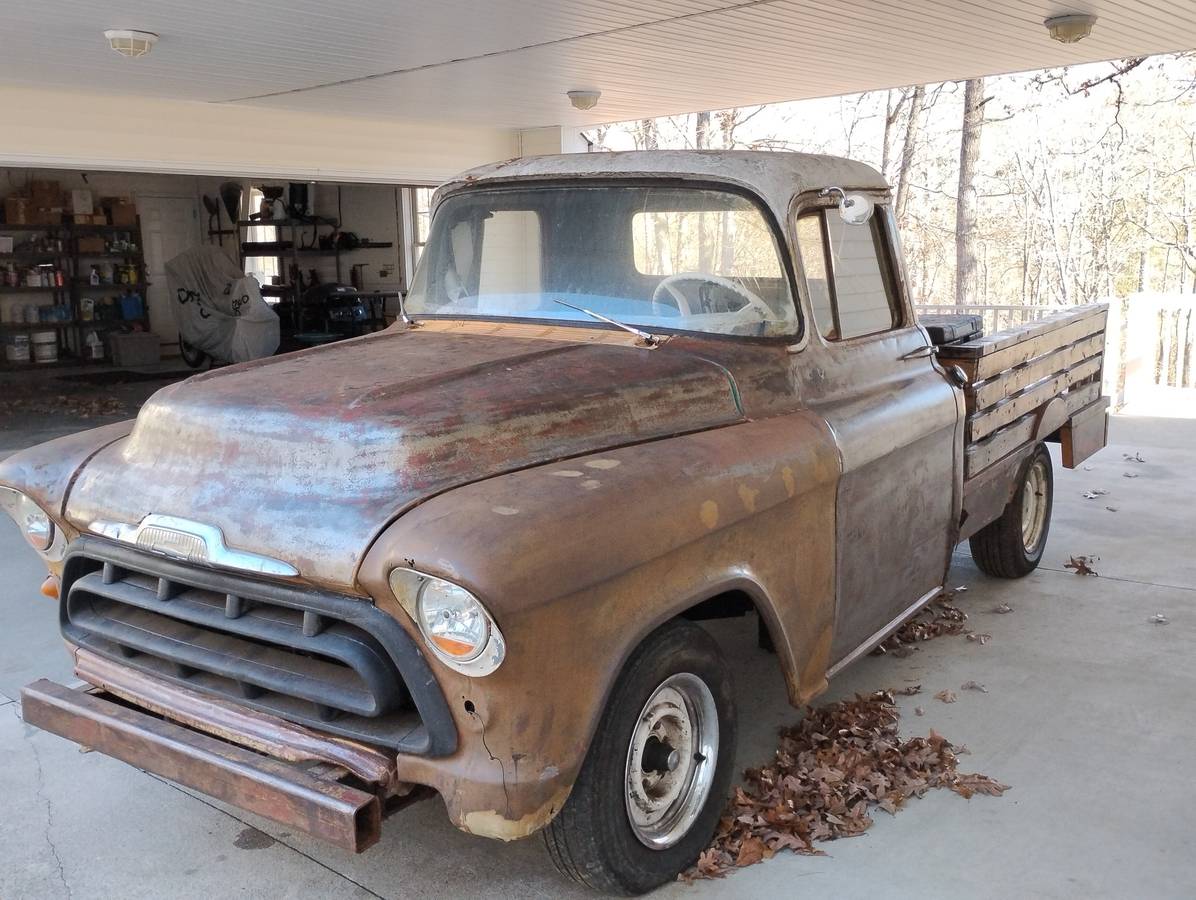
2;1;1195;898
2;167;434;371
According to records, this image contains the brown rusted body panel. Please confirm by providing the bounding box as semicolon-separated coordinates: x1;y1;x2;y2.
357;413;841;836
61;328;744;592
1;152;1111;848
21;678;383;852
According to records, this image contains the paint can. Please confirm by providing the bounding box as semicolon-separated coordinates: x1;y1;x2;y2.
31;330;58;364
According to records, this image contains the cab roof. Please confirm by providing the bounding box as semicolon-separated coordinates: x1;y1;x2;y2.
439;150;889;217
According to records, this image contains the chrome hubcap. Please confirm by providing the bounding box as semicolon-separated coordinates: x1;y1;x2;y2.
625;673;718;849
1021;458;1049;553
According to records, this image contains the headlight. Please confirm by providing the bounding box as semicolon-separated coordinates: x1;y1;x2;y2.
389;568;505;676
0;487;55;552
418;579;490;661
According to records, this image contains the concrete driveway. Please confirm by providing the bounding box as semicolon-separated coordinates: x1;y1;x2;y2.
1;406;1193;899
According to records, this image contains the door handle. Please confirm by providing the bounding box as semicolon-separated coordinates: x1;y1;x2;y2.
900;344;937;360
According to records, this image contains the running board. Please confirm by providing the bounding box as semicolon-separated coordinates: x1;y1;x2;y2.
825;586;943;679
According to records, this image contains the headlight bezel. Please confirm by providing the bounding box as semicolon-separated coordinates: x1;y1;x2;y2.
388;567;506;676
0;486;61;556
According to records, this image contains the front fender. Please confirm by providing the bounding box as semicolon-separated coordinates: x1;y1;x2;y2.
0;421;135;519
356;412;840;839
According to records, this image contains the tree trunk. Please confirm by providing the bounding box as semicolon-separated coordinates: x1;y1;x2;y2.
955;78;985;305
695;112;714;271
895;85;926;224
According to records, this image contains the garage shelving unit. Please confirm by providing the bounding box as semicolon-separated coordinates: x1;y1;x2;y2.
237;212;393;333
0;221;148;369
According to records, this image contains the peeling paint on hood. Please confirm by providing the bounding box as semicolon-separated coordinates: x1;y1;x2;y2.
65;326;744;592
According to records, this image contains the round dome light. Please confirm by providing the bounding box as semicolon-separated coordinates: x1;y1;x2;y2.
104;29;159;59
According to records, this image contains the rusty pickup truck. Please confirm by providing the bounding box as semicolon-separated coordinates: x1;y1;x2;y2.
2;151;1109;894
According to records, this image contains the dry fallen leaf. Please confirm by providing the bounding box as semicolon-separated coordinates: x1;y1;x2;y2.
914;706;925;716
965;633;992;645
1123;451;1145;463
961;681;988;693
934;689;957;703
1081;490;1108;499
1064;555;1100;576
1123;472;1138;479
683;691;1009;881
1148;613;1169;625
875;594;968;655
990;603;1014;615
894;684;922;696
1106;506;1119;513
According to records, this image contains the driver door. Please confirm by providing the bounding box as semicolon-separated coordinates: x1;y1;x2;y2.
794;204;963;666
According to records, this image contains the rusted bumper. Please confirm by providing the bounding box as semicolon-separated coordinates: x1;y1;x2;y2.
21;678;383;852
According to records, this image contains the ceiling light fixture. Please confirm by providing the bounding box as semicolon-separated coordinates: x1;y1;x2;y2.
103;29;159;58
567;89;602;111
1043;14;1096;44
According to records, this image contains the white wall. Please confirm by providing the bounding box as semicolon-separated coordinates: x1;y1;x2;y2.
0;85;518;183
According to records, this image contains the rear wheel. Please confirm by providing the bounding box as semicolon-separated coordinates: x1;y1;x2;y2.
543;620;736;895
969;442;1053;578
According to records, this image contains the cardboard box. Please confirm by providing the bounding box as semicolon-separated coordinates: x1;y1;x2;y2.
0;236;13;253
72;213;92;224
29;180;61;207
91;212;109;226
29;207;60;226
110;331;160;367
71;189;93;216
109;201;137;227
4;196;29;225
77;235;107;254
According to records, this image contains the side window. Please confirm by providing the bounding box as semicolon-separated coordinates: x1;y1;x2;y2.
796;209;899;341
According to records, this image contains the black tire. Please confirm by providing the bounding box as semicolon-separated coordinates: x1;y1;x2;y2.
970;442;1053;578
179;338;211;370
543;619;737;895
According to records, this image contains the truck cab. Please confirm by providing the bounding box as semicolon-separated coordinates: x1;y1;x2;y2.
2;151;1108;895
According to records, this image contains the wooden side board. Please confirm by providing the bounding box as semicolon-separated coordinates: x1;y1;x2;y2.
940;304;1107;383
965;381;1101;476
937;304;1109;480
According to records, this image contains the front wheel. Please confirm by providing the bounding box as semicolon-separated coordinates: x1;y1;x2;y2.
969;442;1053;578
543;619;736;895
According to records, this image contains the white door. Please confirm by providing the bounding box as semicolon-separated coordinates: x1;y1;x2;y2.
138;195;202;350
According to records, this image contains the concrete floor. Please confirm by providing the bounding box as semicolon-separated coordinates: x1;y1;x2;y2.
1;392;1193;899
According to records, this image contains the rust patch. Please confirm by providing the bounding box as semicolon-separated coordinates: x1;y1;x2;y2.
460;786;572;841
737;483;760;513
699;500;720;530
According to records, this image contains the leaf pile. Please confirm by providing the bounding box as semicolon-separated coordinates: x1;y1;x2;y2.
687;691;1009;880
0;394;128;419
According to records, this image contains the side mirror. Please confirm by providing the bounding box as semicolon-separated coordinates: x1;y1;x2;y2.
818;187;875;225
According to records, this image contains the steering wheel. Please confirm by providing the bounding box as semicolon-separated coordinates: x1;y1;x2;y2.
651;272;772;321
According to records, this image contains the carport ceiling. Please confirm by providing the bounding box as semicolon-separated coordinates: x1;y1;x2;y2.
6;1;1195;128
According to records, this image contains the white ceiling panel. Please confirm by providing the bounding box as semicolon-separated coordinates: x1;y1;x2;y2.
1;0;1193;128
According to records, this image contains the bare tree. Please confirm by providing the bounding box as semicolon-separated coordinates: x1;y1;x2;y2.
955;78;986;304
895;85;926;223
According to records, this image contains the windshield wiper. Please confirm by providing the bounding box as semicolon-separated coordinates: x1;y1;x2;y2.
553;299;663;348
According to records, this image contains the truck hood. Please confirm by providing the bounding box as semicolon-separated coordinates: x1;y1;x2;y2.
65;326;743;592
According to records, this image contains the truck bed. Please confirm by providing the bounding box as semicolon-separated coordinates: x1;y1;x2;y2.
934;304;1109;478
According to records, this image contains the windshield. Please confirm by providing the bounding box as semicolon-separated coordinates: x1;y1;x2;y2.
406;184;798;338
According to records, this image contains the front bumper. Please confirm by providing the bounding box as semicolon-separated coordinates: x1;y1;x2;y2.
22;676;387;852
